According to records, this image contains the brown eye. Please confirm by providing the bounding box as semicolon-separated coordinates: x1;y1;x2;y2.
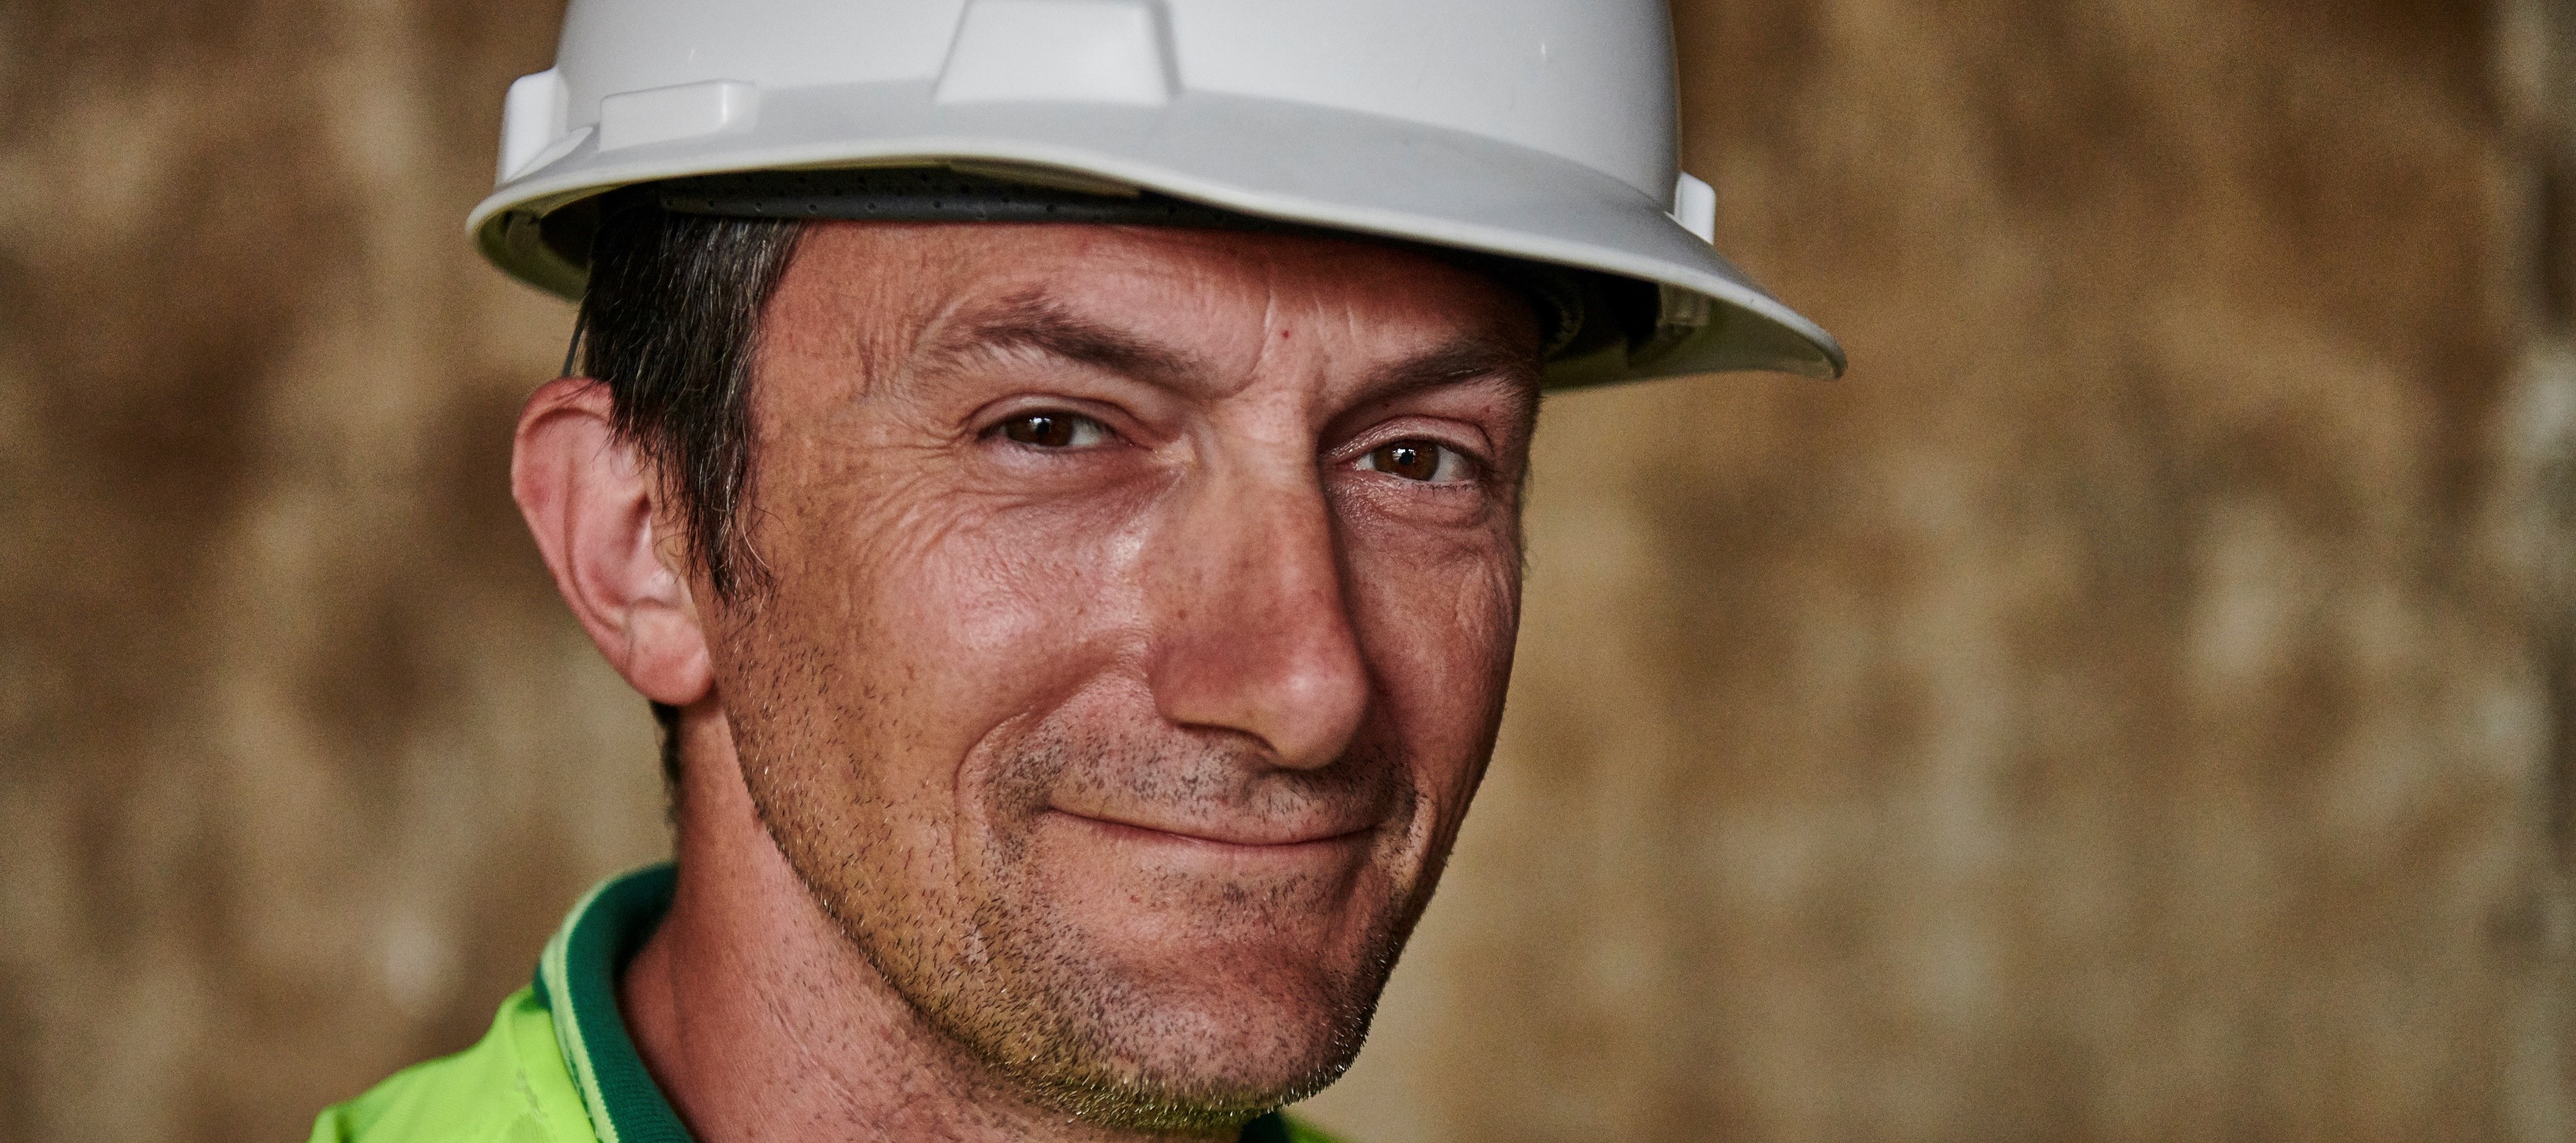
1358;439;1468;482
997;412;1108;448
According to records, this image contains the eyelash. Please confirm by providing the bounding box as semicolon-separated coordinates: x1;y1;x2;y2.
984;408;1491;487
1353;438;1479;484
987;411;1116;450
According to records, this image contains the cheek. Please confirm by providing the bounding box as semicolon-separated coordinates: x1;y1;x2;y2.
757;462;1156;799
879;495;1154;716
716;455;1165;933
1340;518;1522;804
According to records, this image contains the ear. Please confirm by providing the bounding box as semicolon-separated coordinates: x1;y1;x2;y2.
511;377;714;707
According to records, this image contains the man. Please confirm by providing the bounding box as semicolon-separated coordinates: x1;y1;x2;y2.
314;2;1839;1142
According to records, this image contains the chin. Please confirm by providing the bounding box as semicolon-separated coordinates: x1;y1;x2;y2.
1010;951;1384;1131
966;892;1409;1128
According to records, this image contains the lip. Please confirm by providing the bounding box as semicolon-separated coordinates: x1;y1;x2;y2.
1049;808;1373;850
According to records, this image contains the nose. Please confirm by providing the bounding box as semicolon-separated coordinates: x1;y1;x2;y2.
1144;452;1371;770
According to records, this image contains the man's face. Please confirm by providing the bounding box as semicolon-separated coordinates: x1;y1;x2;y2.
705;221;1539;1128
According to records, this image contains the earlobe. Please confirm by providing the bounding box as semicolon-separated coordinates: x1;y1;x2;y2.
511;377;716;707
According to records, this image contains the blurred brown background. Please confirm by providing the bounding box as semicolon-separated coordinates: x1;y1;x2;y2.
3;1;2573;1140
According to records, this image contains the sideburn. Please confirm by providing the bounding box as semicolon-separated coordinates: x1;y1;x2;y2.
579;194;808;799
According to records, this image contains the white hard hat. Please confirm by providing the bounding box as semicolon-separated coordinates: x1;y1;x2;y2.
469;0;1845;385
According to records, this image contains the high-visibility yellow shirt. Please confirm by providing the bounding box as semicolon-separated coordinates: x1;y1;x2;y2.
310;864;1342;1143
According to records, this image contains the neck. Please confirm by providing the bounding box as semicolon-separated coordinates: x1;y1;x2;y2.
617;704;1235;1143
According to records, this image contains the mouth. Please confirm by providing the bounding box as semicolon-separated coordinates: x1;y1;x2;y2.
1049;808;1375;851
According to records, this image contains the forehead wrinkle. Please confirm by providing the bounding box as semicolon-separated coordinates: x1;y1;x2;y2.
913;287;1217;397
780;223;954;407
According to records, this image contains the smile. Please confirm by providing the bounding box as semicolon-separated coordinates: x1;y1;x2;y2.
1046;808;1374;851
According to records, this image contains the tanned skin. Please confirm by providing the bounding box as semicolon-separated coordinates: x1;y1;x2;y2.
511;221;1543;1143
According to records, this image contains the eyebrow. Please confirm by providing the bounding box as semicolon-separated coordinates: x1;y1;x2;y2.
1358;338;1543;418
922;292;1212;393
922;289;1543;414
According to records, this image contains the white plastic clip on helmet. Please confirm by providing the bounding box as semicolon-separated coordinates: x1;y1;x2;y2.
469;0;1845;386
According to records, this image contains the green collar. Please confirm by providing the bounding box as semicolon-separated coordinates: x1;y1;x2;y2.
530;863;1294;1143
533;864;692;1143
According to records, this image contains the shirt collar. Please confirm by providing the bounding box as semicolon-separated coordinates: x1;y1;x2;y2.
530;863;1297;1143
534;863;692;1143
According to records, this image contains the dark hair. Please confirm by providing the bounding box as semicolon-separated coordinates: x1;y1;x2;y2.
576;192;806;793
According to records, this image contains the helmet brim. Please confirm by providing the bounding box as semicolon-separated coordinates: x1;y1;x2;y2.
471;83;1845;385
